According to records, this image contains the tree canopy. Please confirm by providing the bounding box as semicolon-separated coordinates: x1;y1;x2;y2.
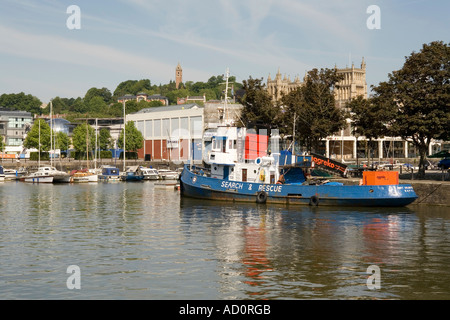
281;68;346;152
118;121;144;152
23;119;51;151
237;77;279;128
372;41;450;176
0;92;42;115
72;122;96;154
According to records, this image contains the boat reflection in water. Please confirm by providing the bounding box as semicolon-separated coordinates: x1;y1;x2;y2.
179;197;424;299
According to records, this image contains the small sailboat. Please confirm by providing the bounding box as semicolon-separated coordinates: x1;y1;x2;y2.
71;120;98;183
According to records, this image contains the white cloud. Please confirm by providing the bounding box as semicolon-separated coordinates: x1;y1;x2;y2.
0;24;195;80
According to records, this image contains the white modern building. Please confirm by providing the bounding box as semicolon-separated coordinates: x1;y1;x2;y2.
126;104;204;162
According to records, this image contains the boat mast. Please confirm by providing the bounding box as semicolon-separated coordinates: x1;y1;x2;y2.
95;118;98;170
86;118;89;170
50;100;52;167
38;119;40;167
123;100;126;172
223;68;233;126
292;112;296;154
224;68;229;124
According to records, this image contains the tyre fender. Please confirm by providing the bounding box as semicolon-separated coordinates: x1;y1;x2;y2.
309;195;319;206
256;191;268;204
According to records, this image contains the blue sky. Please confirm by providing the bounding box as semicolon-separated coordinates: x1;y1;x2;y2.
0;0;448;103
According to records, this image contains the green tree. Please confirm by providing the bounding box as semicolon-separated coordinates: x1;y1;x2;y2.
23;119;51;151
0;92;42;115
99;128;113;150
45;97;68;115
87;96;107;114
70;97;87;113
84;87;113;105
348;96;393;165
0;136;5;154
125;100;139;114
237;77;279;128
113;79;152;98
372;41;450;177
55;131;71;151
281;68;346;152
118;121;144;152
72;123;96;155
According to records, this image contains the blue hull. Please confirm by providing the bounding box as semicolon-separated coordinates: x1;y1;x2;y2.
121;175;144;182
180;166;418;207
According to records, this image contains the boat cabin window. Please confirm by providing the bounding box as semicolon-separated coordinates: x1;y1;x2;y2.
228;139;236;150
213;137;227;152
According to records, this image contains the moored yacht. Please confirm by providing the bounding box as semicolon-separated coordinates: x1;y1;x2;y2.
140;167;160;180
158;169;179;180
21;166;70;183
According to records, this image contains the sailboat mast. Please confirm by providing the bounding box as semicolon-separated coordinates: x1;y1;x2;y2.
95;118;98;170
123;100;126;172
50;100;52;167
38;120;41;167
86;119;89;170
224;68;229;123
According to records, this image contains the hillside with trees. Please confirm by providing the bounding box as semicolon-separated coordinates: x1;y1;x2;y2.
0;74;243;123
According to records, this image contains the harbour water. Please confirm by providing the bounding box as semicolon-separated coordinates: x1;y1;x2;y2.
0;181;449;300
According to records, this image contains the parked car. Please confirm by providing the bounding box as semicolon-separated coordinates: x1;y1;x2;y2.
438;158;450;170
403;160;438;171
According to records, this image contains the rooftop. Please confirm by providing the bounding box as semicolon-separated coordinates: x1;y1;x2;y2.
133;103;202;114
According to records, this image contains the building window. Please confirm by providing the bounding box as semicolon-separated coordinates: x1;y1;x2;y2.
145;120;152;139
190;116;202;136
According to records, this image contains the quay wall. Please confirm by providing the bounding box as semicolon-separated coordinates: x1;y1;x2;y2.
408;181;450;207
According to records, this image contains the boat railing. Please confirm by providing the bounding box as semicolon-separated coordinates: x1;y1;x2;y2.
190;165;211;177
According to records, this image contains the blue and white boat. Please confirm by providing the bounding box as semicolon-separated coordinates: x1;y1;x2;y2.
0;166;5;182
98;165;121;182
180;126;418;207
120;166;144;182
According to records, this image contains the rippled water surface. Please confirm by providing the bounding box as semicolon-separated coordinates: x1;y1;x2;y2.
0;181;449;299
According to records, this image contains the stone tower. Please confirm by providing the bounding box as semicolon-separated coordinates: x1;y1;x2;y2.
175;63;183;89
334;58;367;109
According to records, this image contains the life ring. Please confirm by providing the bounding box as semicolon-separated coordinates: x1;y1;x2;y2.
276;174;285;184
256;191;268;204
309;195;319;206
259;169;265;182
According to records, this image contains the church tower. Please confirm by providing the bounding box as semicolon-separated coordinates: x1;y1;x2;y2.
175;63;183;89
